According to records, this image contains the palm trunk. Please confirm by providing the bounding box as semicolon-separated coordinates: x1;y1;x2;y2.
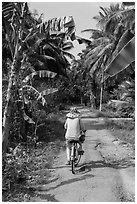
99;84;103;111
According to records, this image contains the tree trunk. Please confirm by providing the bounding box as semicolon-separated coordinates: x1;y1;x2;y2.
2;102;12;152
2;62;16;153
99;84;103;111
80;96;83;105
80;90;83;105
99;66;104;111
91;77;97;108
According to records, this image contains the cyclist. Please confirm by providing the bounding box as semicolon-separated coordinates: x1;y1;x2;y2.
64;107;85;165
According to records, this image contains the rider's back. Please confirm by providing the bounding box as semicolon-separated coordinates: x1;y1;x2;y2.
64;117;81;140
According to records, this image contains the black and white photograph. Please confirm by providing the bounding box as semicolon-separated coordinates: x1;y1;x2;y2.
2;1;135;202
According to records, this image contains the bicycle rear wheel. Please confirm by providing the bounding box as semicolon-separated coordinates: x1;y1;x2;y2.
71;160;75;174
71;143;81;174
74;147;81;167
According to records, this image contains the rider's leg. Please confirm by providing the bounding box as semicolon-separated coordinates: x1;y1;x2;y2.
66;140;71;164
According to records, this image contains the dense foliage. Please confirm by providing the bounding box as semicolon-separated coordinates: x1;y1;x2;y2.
75;3;135;111
2;2;76;152
2;2;135;201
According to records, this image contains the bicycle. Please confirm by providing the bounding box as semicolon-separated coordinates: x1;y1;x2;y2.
70;140;81;174
70;132;85;174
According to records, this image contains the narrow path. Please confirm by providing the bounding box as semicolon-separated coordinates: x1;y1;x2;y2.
49;130;121;202
33;115;134;202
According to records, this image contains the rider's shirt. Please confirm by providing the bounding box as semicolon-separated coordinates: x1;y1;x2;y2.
64;117;81;140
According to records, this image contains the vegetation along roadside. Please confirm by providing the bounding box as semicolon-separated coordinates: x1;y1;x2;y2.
2;2;135;202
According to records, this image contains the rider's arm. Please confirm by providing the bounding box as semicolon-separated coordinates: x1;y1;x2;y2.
64;119;68;129
79;118;86;132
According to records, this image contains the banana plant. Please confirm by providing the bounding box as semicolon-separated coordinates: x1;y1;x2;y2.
120;80;135;102
2;2;32;152
104;36;135;77
2;2;76;152
103;3;135;78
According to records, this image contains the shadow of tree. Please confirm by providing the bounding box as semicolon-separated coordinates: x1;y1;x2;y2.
36;174;94;192
78;158;135;172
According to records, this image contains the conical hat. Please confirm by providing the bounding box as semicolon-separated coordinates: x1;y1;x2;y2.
66;112;80;118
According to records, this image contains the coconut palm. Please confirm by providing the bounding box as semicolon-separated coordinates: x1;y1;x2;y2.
78;3;135;108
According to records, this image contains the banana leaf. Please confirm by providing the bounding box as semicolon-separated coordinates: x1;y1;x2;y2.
23;112;35;124
21;85;46;106
41;16;76;40
40;88;58;96
23;70;57;83
122;2;135;6
76;36;92;45
104;36;135;77
117;30;134;53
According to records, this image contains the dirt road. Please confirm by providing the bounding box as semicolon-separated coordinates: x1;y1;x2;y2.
33;109;135;202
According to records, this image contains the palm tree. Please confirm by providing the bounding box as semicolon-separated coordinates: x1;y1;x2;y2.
79;27;115;108
78;3;135;109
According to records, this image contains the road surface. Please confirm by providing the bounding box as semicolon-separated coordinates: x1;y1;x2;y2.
33;110;135;202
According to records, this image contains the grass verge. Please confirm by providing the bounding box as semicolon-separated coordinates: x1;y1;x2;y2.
106;119;135;150
2;111;66;202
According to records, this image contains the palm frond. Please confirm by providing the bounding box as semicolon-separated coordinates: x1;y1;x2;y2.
90;37;110;46
86;41;110;58
98;42;114;57
105;8;135;32
90;55;104;77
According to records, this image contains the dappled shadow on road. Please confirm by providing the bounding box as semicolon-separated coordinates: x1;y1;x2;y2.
36;174;94;192
77;160;109;173
51;157;134;176
107;158;135;169
78;158;135;172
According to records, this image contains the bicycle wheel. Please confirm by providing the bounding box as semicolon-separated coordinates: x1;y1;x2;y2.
71;144;76;174
71;143;81;174
71;160;75;174
74;144;81;167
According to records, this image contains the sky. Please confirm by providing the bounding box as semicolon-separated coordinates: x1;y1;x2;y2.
28;1;120;58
